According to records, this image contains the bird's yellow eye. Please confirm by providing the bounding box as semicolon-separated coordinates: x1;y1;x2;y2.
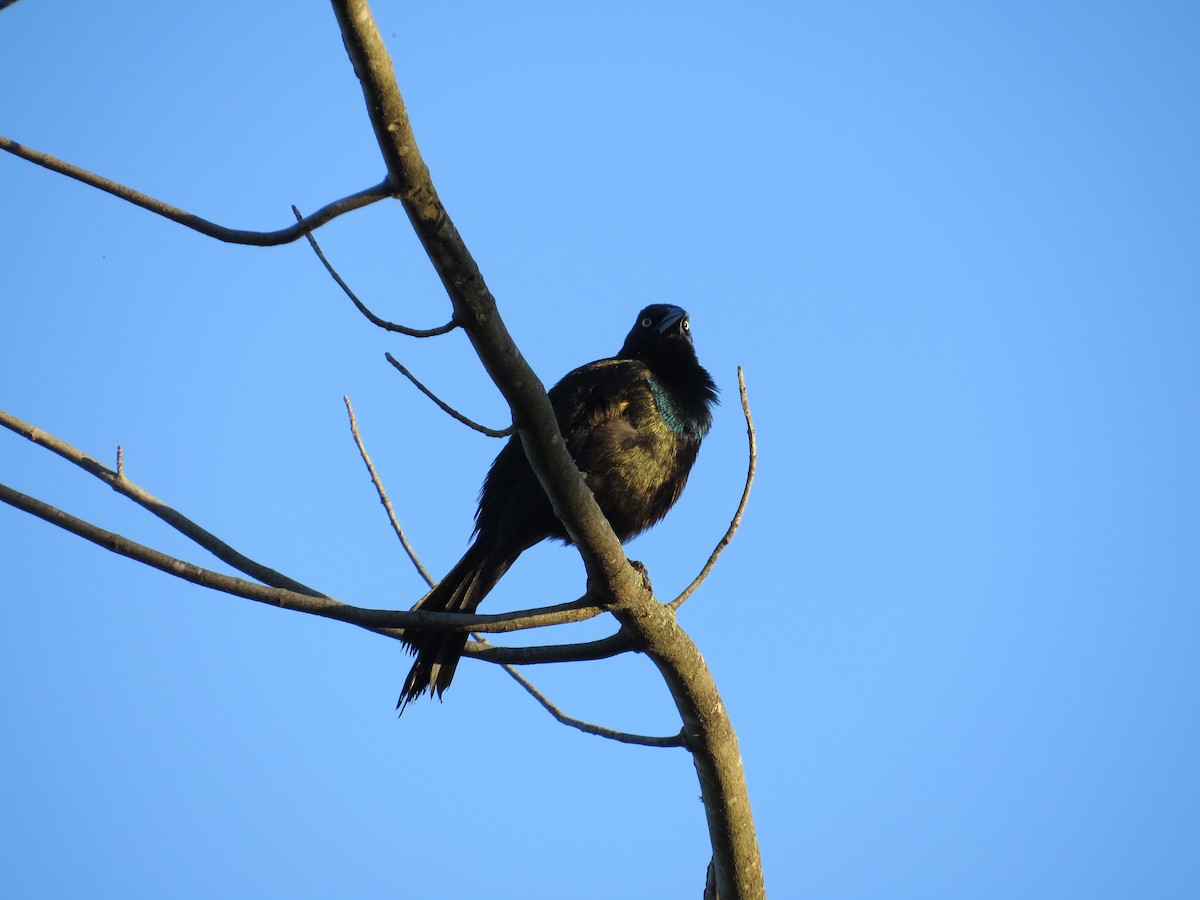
641;317;653;327
681;319;690;331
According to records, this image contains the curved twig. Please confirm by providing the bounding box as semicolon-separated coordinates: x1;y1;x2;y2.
0;135;389;245
385;353;514;437
291;205;457;337
473;632;684;748
669;366;757;610
343;396;436;587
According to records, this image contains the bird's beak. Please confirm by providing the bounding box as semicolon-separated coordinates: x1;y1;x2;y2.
657;307;686;334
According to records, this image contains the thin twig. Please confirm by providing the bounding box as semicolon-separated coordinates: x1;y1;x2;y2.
471;632;684;748
385;353;514;437
669;366;757;610
0;135;389;246
291;205;456;337
342;400;632;692
343;395;435;587
343;391;644;753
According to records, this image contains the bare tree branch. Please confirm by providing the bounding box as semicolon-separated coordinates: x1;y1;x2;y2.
670;366;757;610
0;479;613;636
385;353;514;437
0;135;389;245
343;400;633;733
477;632;686;748
330;3;762;894
292;205;457;337
343;395;436;587
0;409;325;597
1;409;625;663
5;3;763;893
330;0;627;583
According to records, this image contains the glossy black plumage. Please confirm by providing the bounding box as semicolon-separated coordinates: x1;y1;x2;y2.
398;304;717;710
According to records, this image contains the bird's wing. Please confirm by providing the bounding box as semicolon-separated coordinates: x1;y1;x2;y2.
550;359;648;447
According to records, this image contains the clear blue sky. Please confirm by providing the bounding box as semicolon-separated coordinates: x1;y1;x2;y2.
3;2;1199;898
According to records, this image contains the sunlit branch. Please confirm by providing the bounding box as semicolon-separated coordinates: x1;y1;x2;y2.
330;0;627;579
0;135;389;245
332;5;761;892
385;353;514;438
292;205;456;337
669;366;757;610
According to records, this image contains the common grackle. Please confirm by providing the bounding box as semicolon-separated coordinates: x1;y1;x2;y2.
398;304;717;710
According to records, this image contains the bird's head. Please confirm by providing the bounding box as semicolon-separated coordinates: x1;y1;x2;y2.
618;304;695;361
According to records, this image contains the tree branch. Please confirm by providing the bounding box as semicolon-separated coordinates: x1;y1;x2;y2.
0;135;389;245
0;479;611;636
670;366;757;610
330;3;762;894
329;0;630;587
0;407;608;638
5;4;762;892
341;397;626;664
343;396;436;587
292;205;457;337
0;409;325;597
385;353;514;437
482;636;686;748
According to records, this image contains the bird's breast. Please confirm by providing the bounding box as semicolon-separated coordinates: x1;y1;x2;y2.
645;375;701;437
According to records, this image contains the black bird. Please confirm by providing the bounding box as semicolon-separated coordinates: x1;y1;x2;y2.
398;304;717;710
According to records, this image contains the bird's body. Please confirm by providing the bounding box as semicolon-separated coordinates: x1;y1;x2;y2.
399;304;717;709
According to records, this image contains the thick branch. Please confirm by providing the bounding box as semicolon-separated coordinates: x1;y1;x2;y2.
0;135;389;245
330;0;633;592
330;4;762;895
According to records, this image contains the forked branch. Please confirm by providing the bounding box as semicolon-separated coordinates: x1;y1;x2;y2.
331;2;763;894
3;2;763;893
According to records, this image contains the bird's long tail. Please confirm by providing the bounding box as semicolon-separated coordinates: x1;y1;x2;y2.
397;539;514;712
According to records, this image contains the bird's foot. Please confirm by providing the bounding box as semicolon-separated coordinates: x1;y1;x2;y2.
628;559;654;592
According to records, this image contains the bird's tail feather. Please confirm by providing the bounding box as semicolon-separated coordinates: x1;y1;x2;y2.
397;540;513;712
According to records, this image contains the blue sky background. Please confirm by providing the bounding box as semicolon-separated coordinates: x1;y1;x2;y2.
3;2;1199;897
